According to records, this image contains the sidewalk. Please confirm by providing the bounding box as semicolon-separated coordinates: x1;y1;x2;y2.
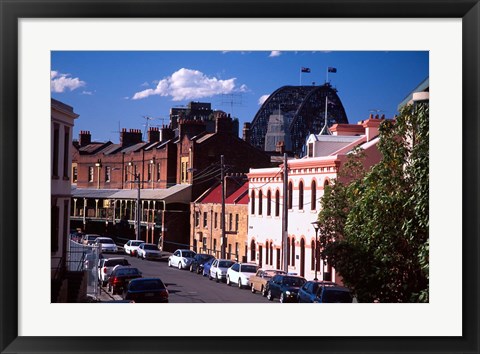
97;286;123;302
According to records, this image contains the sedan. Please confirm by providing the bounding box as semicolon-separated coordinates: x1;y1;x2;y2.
167;249;196;270
266;274;307;303
190;253;215;274
123;239;144;256
209;259;235;283
226;263;259;289
250;269;286;296
297;280;353;303
94;237;118;253
107;266;142;295
137;243;162;260
123;278;169;303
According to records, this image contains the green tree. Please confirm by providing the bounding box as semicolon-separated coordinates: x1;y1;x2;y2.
318;103;429;302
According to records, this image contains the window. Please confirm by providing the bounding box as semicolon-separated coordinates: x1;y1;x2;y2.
287;237;290;266
229;213;233;231
157;163;161;181
298;181;304;210
134;165;137;179
275;189;280;216
288;181;293;209
88;166;94;182
235;214;239;231
105;166;111;182
181;157;189;183
311;180;317;211
213;239;217;254
291;238;296;266
258;190;263;215
203;212;208;228
203;237;207;252
265;241;269;265
195;211;200;227
63;126;70;178
51;205;59;252
228;244;232;259
311;240;316;270
250;190;256;215
52;123;59;177
147;164;152;181
235;242;239;259
308;142;314;157
270;242;273;265
72;166;78;183
125;166;129;182
214;212;218;229
266;190;271;216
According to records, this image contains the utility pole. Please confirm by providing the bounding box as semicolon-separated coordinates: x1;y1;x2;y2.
282;153;288;272
220;155;226;259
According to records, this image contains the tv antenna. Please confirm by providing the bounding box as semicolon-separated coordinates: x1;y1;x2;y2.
219;93;243;118
142;116;166;140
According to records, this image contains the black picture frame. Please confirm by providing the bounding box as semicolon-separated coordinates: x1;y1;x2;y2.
1;1;478;353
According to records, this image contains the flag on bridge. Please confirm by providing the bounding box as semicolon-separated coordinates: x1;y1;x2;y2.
301;67;311;73
327;67;337;73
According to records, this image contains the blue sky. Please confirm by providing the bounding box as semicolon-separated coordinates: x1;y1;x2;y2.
51;51;428;142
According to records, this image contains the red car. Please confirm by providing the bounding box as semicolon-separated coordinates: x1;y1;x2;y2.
107;266;142;295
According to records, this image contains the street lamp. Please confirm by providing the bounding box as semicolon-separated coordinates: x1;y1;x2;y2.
311;221;320;281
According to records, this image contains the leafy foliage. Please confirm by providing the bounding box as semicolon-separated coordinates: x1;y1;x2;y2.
317;104;429;302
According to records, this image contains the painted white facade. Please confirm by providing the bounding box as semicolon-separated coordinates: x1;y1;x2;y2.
247;118;385;283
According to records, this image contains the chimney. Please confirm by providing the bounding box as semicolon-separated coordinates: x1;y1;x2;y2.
120;128;143;146
215;113;233;134
148;127;160;143
79;130;91;146
242;122;251;143
178;119;207;140
362;117;383;142
160;125;175;141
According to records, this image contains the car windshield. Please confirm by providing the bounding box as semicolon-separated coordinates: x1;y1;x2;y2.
106;259;129;267
265;270;285;277
219;261;234;268
129;279;165;291
144;244;158;250
241;265;258;273
322;290;353;303
182;251;195;258
283;277;306;287
99;239;114;244
197;255;212;262
115;268;141;276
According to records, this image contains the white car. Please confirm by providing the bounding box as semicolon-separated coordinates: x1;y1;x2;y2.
226;263;259;289
123;239;144;256
136;243;162;260
167;249;196;270
94;237;118;253
209;259;235;283
97;257;131;287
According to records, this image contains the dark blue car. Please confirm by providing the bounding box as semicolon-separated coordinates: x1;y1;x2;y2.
266;274;306;303
190;253;215;274
202;258;215;277
297;280;353;303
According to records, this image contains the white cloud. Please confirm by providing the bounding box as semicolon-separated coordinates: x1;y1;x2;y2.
132;68;241;101
81;91;93;95
258;94;270;105
140;81;149;87
269;51;281;57
51;70;86;93
123;96;130;100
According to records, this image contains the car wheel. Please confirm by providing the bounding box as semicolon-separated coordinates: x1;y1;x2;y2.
280;293;285;303
178;262;182;270
238;279;242;289
251;284;256;293
196;267;201;274
267;289;273;301
261;286;267;297
226;276;231;286
189;265;194;272
168;259;171;267
216;274;219;283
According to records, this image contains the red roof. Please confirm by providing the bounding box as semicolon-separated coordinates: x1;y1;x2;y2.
198;181;248;205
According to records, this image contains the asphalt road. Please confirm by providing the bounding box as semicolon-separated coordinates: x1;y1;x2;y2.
103;253;271;303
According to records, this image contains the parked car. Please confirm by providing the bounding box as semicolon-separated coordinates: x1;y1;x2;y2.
226;263;259;289
209;259;235;283
69;231;84;243
82;233;101;246
266;274;307;303
94;237;118;253
250;269;286;296
123;277;169;303
123;239;144;256
297;280;353;303
107;266;142;295
167;249;197;270
202;258;215;277
137;243;162;260
189;253;214;274
98;257;131;287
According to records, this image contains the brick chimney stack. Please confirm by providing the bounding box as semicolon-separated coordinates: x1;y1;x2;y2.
79;130;91;146
148;127;160;143
120;128;143;146
160;125;175;141
178;119;207;140
242;122;251;143
215;113;233;134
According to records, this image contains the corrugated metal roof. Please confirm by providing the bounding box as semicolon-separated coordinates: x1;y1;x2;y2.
120;142;148;154
194;133;215;144
225;182;248;205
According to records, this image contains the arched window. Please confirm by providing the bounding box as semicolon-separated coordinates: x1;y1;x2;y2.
288;181;293;209
298;181;304;210
250;239;256;262
270;242;274;265
291;238;296;266
311;240;316;270
250;190;255;215
300;239;305;277
266;190;272;216
311;180;317;211
265;241;269;265
275;189;280;216
258;190;263;215
287;237;290;266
